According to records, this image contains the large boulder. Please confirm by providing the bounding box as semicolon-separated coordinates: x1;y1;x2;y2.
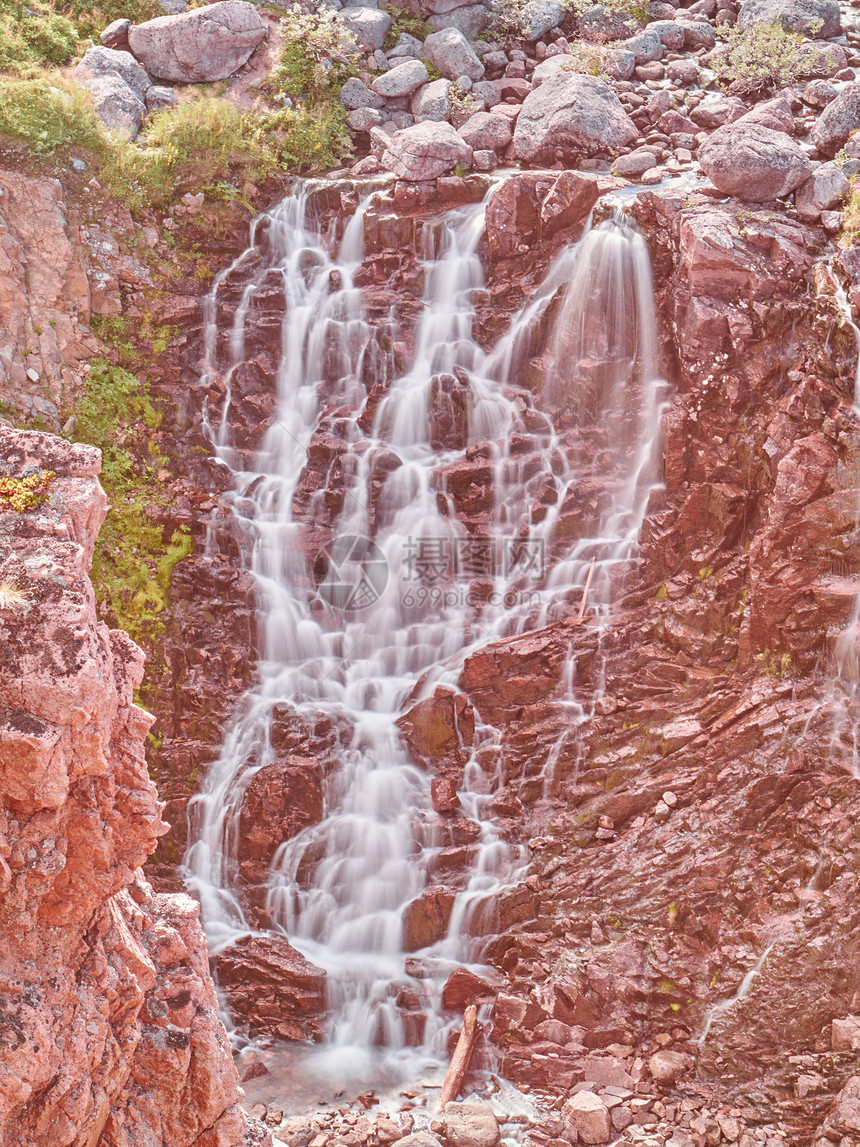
561;1092;611;1144
698;121;813;199
423;27;485;81
737;0;840;37
443;1103;500;1147
75;44;152;101
127;0;267;82
341;6;392;51
513;73;637;163
380;120;472;180
519;0;565;40
340;76;385;110
215;934;326;1042
429;5;490;39
811;82;860;156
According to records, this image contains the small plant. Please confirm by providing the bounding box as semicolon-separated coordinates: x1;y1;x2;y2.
0;579;28;610
271;4;359;105
0;469;55;512
713;21;802;95
560;41;613;78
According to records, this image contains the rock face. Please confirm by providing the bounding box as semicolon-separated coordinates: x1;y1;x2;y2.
215;934;327;1042
128;0;267;83
698;121;814;199
0;426;248;1146
737;0;841;37
513;73;638;163
380;121;473;180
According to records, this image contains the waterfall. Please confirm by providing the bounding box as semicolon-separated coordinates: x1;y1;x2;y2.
183;186;668;1084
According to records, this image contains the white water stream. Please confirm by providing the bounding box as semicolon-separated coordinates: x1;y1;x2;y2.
183;184;668;1085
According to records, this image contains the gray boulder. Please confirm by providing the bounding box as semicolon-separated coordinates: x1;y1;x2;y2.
100;18;130;47
341;5;392;50
127;0;267;82
411;77;453;121
348;106;386;131
698;121;813;199
519;0;565;40
690;92;745;128
76;45;152;101
340;76;385;109
679;18;716;49
811;82;860;156
380;119;472;178
429;5;490;39
624;29;664;63
145;84;175;109
423;27;485;80
578;4;640;40
457;110;513;150
513;72;638;163
647;19;686;48
388;32;424;57
795;160;849;219
371;58;429;96
737;0;840;36
82;73;146;138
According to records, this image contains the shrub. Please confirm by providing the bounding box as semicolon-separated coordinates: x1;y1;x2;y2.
0;4;79;73
271;4;359;105
713;21;802;93
560;41;612;77
264;104;353;172
68;358;192;643
0;75;108;154
382;3;431;49
106;96;279;209
59;0;162;42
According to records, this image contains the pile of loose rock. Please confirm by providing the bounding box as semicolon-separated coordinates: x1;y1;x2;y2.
340;0;860;221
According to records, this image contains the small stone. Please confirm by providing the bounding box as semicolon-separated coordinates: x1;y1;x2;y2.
653;800;671;821
648;1050;690;1085
662;791;677;808
443;1102;500;1147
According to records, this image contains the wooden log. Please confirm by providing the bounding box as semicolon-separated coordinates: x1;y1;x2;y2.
438;1004;478;1110
578;556;596;622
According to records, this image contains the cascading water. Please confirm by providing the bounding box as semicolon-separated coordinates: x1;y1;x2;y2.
183;184;668;1090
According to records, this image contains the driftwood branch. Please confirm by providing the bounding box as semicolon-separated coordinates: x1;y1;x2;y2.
438;1005;478;1109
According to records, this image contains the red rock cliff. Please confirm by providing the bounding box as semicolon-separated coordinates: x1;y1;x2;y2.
0;424;253;1147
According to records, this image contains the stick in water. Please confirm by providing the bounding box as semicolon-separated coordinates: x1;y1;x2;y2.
438;1005;479;1110
578;555;596;622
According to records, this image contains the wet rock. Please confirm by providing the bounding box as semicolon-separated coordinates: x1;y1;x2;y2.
737;0;840;37
128;0;267;82
458;111;513;152
561;1092;612;1144
485;173;547;259
513;73;638;163
237;757;324;883
380;120;472;180
648;1048;692;1084
372;58;429;97
541;169;601;236
397;688;475;766
402;887;456;950
811;82;860;156
424;27;485;81
698;122;813;199
412;77;453;122
442;966;498;1009
215;934;327;1040
341;6;392;51
795;160;849;220
443;1102;500;1147
341;76;386;110
395;1135;444;1147
612;147;661;177
432;775;461;813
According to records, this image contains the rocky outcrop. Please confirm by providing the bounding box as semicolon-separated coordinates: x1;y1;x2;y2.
0;425;252;1146
127;0;267;83
697;122;813;200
